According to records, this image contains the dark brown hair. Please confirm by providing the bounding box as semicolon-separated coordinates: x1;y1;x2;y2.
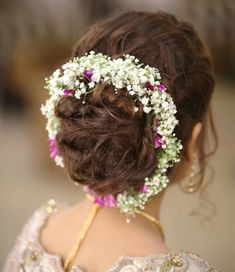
54;10;217;196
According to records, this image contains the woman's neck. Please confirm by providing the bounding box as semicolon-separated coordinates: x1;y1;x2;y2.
81;189;165;232
141;190;165;219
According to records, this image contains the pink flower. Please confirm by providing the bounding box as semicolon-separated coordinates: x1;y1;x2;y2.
140;183;148;193
145;81;154;91
157;83;167;91
84;186;117;208
94;196;105;206
94;194;116;207
103;195;117;207
63;89;73;95
49;138;58;159
154;133;164;148
84;70;93;80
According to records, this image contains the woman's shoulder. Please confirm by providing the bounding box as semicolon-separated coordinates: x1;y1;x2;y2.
11;199;64;240
109;251;219;272
3;199;66;272
16;198;67;238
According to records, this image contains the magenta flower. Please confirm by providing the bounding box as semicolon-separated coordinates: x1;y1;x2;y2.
104;195;117;207
94;194;116;207
49;138;58;159
63;89;73;95
140;183;148;193
84;186;116;207
84;70;93;80
145;81;154;91
94;196;105;206
154;133;164;148
157;83;167;91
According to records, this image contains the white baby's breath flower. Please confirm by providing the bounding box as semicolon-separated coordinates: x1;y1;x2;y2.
40;104;47;116
88;82;95;88
91;71;101;83
79;67;84;73
75;90;81;99
143;106;151;113
127;85;132;91
117;70;125;76
80;82;85;88
49;78;58;89
75;80;80;86
141;96;149;105
55;156;64;167
61;75;73;86
103;76;110;82
53;69;61;77
62;63;69;70
115;81;123;89
162;101;169;110
140;75;147;83
80;88;87;94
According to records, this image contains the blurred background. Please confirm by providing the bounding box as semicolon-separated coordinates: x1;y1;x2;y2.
0;0;234;271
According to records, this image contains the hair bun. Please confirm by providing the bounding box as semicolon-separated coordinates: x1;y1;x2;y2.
54;84;157;195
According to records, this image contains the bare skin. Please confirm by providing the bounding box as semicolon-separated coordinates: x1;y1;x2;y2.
40;122;202;271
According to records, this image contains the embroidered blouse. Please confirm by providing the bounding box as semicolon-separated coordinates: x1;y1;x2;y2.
3;199;218;272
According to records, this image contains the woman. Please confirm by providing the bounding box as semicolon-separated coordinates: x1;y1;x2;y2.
4;10;218;271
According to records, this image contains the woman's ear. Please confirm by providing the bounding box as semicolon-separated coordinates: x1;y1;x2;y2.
186;122;202;162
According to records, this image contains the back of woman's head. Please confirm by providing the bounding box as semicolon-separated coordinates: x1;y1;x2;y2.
54;10;216;196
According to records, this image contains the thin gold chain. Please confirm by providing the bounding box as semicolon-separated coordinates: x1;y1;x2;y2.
63;193;165;271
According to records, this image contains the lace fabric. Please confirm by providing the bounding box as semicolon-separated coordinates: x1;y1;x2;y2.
3;199;219;272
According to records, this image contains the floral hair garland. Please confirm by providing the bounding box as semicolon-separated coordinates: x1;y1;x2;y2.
41;51;183;216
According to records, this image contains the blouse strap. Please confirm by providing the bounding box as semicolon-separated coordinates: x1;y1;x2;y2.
63;202;101;271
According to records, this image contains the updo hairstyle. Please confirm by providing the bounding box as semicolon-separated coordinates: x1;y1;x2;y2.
54;11;217;196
